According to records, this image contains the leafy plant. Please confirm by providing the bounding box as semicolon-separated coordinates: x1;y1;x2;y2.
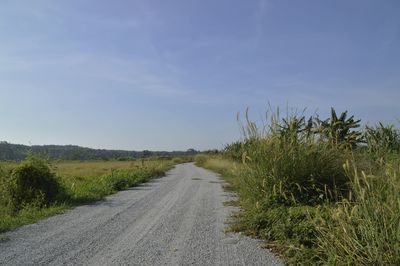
316;107;362;148
279;115;314;143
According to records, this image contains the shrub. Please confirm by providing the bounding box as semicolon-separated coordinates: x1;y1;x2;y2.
4;155;61;211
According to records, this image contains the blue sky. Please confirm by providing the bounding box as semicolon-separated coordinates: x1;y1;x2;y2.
0;0;399;151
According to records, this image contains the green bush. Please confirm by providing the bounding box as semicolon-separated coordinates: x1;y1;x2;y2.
4;156;61;211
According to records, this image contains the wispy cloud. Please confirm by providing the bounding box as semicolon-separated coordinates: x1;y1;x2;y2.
0;52;192;96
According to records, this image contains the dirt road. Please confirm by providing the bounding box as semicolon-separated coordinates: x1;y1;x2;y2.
0;163;282;266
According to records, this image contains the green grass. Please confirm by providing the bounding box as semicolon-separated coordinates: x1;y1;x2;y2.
197;154;400;265
196;107;400;265
0;204;68;233
54;159;175;203
0;157;190;233
316;160;400;265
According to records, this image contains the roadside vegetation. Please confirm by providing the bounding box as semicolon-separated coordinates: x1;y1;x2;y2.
0;156;192;233
196;107;400;265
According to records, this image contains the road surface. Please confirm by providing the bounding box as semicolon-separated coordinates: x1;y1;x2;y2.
0;163;282;266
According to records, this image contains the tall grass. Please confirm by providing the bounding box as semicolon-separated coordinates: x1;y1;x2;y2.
364;122;400;156
228;108;353;205
199;107;400;265
316;160;400;265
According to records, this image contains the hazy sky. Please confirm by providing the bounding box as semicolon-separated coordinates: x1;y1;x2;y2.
1;0;399;151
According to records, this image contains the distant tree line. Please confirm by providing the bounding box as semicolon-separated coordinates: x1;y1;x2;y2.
0;141;199;161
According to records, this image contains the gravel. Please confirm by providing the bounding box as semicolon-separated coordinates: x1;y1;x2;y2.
0;163;283;266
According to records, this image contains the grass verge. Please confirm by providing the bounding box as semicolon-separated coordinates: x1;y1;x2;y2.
197;155;400;265
195;107;400;265
0;156;192;233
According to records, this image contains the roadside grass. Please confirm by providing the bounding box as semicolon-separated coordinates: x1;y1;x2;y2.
197;154;400;265
316;160;400;265
194;155;244;185
196;107;400;265
0;204;68;234
0;157;191;233
54;159;175;203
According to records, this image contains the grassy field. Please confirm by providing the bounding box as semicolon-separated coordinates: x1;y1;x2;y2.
0;157;191;234
196;108;400;265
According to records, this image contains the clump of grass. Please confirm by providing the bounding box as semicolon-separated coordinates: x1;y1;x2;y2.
231;108;352;205
315;161;400;265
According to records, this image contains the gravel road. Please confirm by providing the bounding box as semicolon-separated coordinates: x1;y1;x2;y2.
0;163;282;266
